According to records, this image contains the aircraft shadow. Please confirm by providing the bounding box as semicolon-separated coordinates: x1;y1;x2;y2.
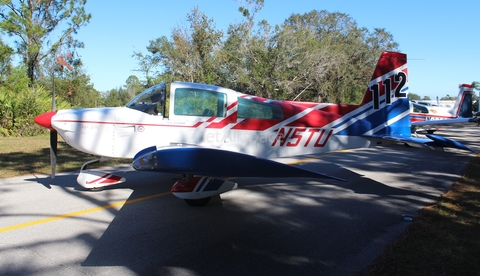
77;141;476;275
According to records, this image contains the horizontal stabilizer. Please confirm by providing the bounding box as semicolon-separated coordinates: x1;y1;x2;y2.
425;134;475;152
371;134;475;153
133;145;344;181
412;117;479;129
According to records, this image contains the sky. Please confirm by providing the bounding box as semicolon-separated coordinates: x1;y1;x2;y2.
70;0;480;100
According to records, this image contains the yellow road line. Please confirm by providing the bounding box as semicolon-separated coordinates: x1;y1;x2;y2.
0;191;172;233
1;150;351;234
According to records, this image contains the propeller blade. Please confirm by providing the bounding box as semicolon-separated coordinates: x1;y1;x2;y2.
50;73;57;178
50;131;57;178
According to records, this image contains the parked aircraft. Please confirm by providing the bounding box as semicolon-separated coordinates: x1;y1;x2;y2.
34;51;475;205
411;84;478;133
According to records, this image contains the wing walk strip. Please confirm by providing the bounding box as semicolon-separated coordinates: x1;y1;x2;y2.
0;150;350;234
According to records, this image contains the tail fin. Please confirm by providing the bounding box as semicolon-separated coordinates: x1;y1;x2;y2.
354;52;474;152
453;84;473;118
357;52;411;137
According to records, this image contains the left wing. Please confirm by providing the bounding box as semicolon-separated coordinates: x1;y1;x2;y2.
132;145;345;181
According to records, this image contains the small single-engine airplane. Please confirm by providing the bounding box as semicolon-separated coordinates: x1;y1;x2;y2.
34;51;476;206
410;84;478;133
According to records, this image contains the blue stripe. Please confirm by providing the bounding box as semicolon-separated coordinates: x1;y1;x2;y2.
332;105;372;128
335;98;410;136
195;177;209;192
203;179;225;191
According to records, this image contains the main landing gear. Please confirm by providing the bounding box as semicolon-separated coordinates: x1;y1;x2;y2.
171;175;237;206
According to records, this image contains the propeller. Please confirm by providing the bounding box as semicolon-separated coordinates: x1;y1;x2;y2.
34;53;74;178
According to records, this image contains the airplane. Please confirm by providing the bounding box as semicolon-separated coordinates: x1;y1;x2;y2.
34;51;476;206
410;84;478;133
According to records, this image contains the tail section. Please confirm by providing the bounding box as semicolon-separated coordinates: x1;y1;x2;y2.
336;52;410;137
354;52;473;152
453;84;473;118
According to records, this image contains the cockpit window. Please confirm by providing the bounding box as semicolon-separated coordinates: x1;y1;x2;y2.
174;88;226;117
126;83;166;115
412;103;429;113
237;97;284;120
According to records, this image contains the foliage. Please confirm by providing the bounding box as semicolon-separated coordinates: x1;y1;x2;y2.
0;0;91;82
0;66;70;136
101;87;131;107
0;37;13;79
409;93;421;101
101;75;148;107
440;94;456;101
135;5;398;104
136;7;223;86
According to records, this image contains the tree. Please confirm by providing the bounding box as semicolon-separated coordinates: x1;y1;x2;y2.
125;75;143;98
222;8;398;103
0;0;91;82
440;94;456;101
134;3;399;105
135;7;223;85
409;93;421;101
0;37;13;80
422;96;431;100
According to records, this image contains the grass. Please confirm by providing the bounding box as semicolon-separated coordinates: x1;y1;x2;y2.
1;136;480;274
0;134;129;178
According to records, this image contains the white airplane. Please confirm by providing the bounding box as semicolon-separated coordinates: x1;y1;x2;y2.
411;84;478;133
34;51;475;206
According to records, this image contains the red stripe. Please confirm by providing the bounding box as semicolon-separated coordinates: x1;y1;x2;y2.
226;101;237;111
86;174;122;185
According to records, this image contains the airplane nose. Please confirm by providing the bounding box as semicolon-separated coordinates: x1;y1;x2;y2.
34;111;57;131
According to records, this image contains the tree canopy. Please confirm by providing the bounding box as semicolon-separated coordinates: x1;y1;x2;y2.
135;5;398;104
0;0;91;82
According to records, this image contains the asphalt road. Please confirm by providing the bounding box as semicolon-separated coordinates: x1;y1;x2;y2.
1;128;479;275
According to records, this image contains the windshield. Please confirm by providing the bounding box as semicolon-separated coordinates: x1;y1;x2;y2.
126;83;166;115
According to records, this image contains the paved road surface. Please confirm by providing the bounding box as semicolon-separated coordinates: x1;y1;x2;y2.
1;128;478;275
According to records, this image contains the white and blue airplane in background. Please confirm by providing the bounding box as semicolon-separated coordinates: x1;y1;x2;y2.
410;83;477;133
34;51;476;206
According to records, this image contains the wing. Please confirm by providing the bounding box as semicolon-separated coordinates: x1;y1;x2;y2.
132;145;344;181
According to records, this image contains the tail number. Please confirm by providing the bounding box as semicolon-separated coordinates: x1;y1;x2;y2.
371;72;407;109
271;128;333;147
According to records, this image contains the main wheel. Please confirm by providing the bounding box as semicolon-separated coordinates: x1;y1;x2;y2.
184;197;211;206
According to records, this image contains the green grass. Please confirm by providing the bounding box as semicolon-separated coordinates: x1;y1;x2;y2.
0;134;129;178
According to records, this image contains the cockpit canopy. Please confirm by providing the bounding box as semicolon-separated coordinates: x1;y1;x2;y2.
126;83;166;115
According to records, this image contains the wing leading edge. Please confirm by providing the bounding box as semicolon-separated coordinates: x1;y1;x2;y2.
132;145;345;181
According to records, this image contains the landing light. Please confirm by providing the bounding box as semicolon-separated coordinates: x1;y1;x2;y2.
132;151;157;170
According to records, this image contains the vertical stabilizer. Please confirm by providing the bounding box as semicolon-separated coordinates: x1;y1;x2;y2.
350;52;410;137
454;84;473;118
